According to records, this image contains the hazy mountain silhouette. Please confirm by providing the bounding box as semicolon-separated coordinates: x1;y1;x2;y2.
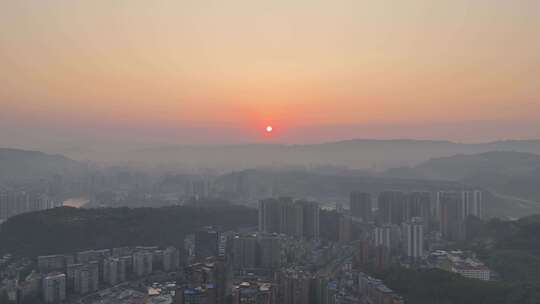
385;151;540;179
385;151;540;203
123;139;540;170
214;168;462;199
0;148;86;181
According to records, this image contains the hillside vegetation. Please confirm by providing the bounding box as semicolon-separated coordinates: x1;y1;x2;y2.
0;205;257;257
367;215;540;304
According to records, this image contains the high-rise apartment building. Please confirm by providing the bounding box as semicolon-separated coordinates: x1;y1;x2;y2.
42;273;66;304
402;217;424;259
258;235;282;270
103;257;127;286
0;190;59;221
437;190;484;241
73;261;99;294
133;251;153;277
438;191;466;241
232;235;258;270
278;270;312;304
373;225;401;250
280;198;304;238
195;227;220;259
338;215;353;243
405;192;431;223
258;198;319;240
163;246;181;272
349;192;372;222
231;233;282;271
298;200;320;241
378;191;406;225
462;190;484;219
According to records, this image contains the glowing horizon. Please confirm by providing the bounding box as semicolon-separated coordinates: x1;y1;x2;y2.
1;0;539;147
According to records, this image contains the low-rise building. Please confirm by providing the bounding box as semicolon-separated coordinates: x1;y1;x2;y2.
429;250;491;281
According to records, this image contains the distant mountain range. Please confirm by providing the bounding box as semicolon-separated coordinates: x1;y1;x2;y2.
27;138;540;170
0;148;86;182
119;139;540;170
384;151;540;204
385;151;540;180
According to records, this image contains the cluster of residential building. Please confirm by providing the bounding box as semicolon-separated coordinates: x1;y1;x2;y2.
1;189;489;304
258;197;320;241
3;246;181;303
348;190;484;263
178;219;386;304
231;233;282;271
0;190;61;222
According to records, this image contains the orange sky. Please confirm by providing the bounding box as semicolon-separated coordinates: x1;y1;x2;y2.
1;0;540;146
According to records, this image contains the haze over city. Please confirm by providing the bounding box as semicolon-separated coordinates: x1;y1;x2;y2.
2;2;540;304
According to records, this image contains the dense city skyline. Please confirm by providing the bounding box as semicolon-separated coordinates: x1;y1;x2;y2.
2;2;540;303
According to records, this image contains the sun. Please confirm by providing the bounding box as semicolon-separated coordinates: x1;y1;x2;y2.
266;125;273;133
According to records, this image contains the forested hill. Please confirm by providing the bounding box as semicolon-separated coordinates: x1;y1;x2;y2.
385;151;540;181
0;205;257;257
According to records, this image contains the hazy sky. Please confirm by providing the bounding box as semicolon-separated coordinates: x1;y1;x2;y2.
1;0;540;148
